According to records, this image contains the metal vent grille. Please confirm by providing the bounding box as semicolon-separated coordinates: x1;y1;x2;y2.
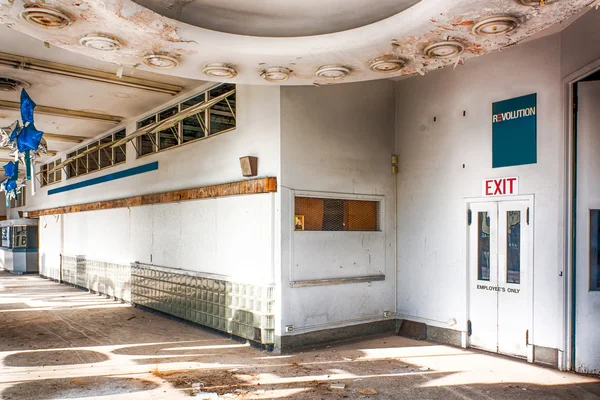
294;197;380;231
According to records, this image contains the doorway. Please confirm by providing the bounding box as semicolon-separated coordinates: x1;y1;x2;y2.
572;79;600;373
467;198;533;359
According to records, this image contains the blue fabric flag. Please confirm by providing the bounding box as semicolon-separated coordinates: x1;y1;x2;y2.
3;161;17;179
5;179;16;192
17;123;43;153
20;89;36;124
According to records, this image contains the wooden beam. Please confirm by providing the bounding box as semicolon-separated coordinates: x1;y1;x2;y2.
42;133;87;143
0;100;122;123
28;177;278;217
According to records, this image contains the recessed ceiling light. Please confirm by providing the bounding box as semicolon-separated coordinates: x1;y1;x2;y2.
203;63;238;78
20;6;72;29
513;0;558;5
142;54;179;69
315;65;351;80
79;34;122;51
260;67;291;82
0;77;30;92
424;41;465;59
473;15;519;36
369;56;407;73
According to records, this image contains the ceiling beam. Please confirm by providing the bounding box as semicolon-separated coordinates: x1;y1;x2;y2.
0;100;122;123
0;52;183;96
43;133;86;143
0;148;57;156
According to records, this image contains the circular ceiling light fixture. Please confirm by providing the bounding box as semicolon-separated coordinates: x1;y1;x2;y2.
472;15;519;36
424;41;465;59
142;54;179;69
260;67;291;82
513;0;558;5
203;63;238;79
20;6;72;29
369;56;407;73
79;34;122;51
315;65;351;80
0;77;30;92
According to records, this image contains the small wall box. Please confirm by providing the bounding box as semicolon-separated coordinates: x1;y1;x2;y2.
239;156;258;177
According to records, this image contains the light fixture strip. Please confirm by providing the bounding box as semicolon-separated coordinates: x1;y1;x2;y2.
0;100;122;123
0;52;182;95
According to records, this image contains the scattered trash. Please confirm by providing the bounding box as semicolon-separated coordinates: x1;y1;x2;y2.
419;366;429;371
359;388;378;395
190;382;205;397
343;357;353;361
234;389;249;394
127;316;136;321
331;383;346;389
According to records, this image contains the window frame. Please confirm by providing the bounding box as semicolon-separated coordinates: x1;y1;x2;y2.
135;83;236;159
39;159;62;187
292;191;384;233
9;186;26;208
64;129;127;180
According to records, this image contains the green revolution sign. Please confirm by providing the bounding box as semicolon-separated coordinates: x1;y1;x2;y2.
492;93;537;168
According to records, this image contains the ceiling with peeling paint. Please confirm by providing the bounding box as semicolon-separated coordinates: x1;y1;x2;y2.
0;0;597;87
0;25;205;162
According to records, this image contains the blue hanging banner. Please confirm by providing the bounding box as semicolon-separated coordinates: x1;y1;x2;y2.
492;93;537;168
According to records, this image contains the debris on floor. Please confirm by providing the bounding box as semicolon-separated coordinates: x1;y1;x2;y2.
1;273;599;400
359;388;378;395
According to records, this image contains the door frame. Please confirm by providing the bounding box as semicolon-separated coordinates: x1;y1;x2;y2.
464;194;535;362
563;56;600;372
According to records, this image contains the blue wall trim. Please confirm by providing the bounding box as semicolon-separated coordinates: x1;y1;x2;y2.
0;247;38;253
48;162;158;195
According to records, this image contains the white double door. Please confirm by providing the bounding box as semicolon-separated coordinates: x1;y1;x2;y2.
468;200;531;358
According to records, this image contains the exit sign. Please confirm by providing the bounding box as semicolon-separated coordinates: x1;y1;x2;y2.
482;177;519;197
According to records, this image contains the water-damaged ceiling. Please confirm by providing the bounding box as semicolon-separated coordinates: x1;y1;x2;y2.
0;0;597;86
0;24;205;162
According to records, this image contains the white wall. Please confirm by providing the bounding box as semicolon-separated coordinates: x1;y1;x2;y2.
24;84;281;211
38;214;62;279
279;80;396;335
395;34;564;349
57;194;274;284
32;83;281;284
561;9;600;79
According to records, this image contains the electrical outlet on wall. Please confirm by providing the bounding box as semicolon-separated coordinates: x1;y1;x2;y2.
285;325;294;333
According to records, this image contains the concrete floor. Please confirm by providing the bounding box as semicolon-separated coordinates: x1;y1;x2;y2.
0;273;598;400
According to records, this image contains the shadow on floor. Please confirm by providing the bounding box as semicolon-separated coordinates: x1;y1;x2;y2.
2;376;158;400
4;349;108;367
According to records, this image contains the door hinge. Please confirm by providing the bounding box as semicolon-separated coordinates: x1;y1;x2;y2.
526;207;530;225
467;320;472;337
467;210;472;225
526;329;529;345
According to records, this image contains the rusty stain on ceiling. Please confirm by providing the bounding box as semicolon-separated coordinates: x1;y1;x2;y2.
0;0;597;85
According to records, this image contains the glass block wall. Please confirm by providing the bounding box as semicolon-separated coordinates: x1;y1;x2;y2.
60;256;275;345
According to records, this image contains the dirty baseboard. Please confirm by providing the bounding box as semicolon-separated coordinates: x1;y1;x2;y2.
533;345;558;367
276;319;396;353
397;319;462;347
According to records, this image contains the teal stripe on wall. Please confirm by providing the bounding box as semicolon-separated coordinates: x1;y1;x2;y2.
48;162;158;195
